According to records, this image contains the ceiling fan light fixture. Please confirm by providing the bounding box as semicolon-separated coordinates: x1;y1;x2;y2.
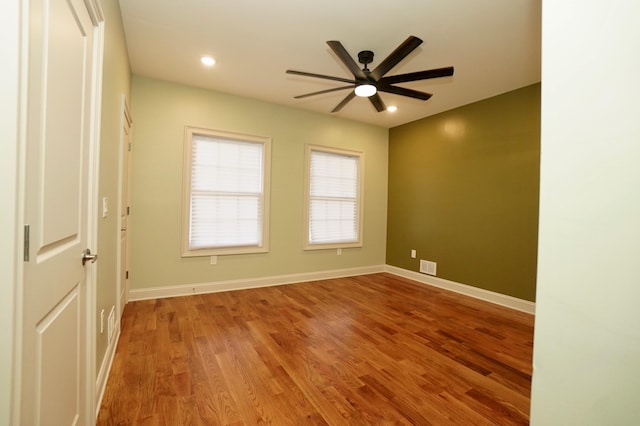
355;84;376;97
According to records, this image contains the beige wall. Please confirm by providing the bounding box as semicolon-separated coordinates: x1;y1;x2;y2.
531;1;640;423
129;76;388;290
96;0;131;370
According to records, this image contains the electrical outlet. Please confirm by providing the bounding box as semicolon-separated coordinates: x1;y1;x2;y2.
411;249;416;258
337;248;342;256
210;255;217;265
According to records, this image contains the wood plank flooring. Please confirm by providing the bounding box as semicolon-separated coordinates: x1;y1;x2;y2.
97;273;534;425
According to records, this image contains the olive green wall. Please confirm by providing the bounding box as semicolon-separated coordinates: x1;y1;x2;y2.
387;84;540;301
128;76;388;290
96;0;131;369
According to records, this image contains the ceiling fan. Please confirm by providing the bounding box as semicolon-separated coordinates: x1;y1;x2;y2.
286;36;454;113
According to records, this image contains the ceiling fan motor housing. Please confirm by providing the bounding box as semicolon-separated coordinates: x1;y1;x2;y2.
358;50;374;66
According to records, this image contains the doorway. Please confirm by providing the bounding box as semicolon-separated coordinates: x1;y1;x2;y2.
19;0;104;423
118;97;133;317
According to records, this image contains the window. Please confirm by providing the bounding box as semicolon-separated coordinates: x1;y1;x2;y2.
304;145;364;250
182;127;270;256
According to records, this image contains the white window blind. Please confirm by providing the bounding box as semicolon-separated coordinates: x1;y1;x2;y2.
307;147;362;247
183;128;270;256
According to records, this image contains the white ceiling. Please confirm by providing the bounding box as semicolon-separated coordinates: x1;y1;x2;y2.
118;0;541;128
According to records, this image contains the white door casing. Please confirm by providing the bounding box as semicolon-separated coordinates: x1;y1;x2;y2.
119;97;132;316
20;0;103;424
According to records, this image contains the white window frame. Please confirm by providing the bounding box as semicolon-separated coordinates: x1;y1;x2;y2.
182;126;271;257
304;144;364;250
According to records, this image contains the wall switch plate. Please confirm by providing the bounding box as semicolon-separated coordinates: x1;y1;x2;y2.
411;249;416;258
420;260;437;276
102;197;108;218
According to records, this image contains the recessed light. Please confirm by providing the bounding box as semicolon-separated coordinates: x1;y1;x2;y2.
387;106;398;112
200;56;216;66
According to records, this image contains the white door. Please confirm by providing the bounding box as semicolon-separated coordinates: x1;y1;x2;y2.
119;98;133;314
21;0;102;424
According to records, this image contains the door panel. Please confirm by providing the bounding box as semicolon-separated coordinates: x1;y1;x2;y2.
36;287;80;425
22;0;99;424
41;0;85;246
119;101;132;312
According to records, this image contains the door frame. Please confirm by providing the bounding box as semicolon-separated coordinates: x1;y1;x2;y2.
87;1;106;421
9;0;105;423
117;95;132;319
1;1;21;424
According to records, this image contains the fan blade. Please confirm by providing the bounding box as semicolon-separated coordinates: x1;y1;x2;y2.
369;93;386;112
379;66;454;85
331;91;356;113
294;85;354;99
370;36;423;80
327;41;365;79
378;86;433;101
378;85;432;101
286;69;356;84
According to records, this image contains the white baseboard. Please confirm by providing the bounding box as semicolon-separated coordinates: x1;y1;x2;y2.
128;265;386;301
126;263;534;315
95;326;120;416
384;265;535;315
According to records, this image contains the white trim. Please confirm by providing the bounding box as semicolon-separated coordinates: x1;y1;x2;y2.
86;16;105;426
384;265;535;315
95;325;120;417
127;264;534;314
11;0;29;421
303;144;364;250
181;126;272;257
3;1;23;423
83;0;104;25
128;265;385;301
116;95;131;323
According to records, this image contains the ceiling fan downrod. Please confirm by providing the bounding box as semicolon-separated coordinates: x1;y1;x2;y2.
357;50;374;72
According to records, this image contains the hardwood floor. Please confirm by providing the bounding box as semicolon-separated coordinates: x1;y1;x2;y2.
97;273;534;425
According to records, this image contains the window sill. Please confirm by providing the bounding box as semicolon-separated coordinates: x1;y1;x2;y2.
182;245;269;257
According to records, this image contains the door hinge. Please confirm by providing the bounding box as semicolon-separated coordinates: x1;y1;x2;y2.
128;142;132;152
125;270;129;279
23;225;30;262
127;206;130;215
